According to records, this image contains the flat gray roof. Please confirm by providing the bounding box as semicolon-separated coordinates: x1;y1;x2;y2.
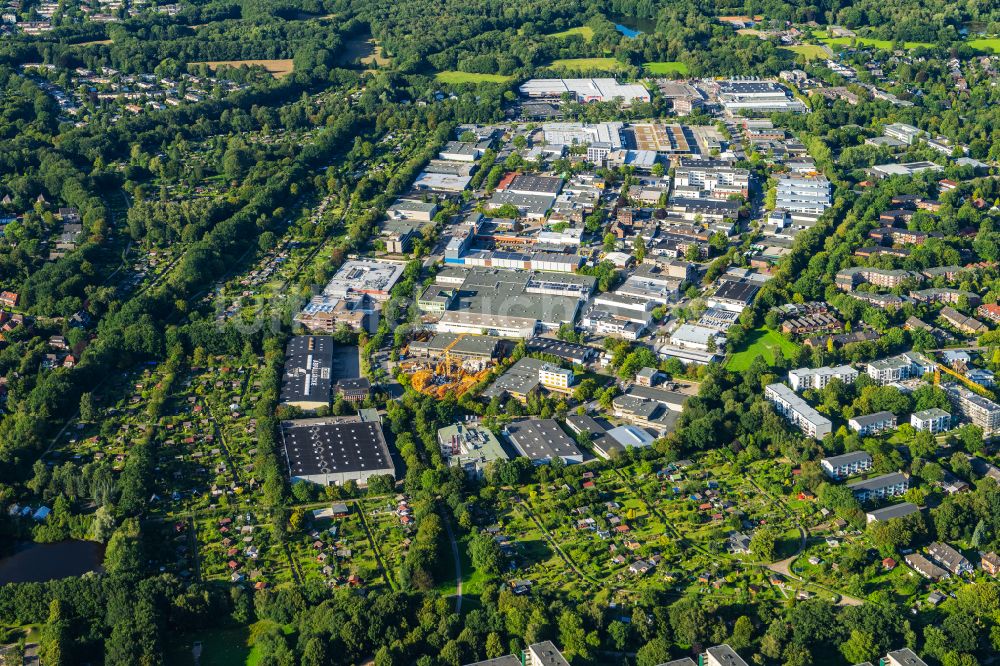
866;502;919;521
504;418;583;462
847;472;908;492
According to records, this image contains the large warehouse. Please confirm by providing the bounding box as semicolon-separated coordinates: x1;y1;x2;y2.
281;411;395;486
279;335;334;411
519;78;650;105
503;418;584;465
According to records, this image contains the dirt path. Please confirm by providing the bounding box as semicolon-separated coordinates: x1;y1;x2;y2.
443;518;463;613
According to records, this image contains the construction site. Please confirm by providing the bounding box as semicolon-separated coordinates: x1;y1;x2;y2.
399;332;507;399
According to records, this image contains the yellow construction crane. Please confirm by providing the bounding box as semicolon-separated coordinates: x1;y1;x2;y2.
934;362;997;401
442;333;466;369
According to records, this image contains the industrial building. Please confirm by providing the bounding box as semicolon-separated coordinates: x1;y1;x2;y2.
503;419;584;465
519;79;651;105
437;422;509;478
323;259;406;301
717;80;807;114
279;336;334;411
281;412;394;486
431;268;592;338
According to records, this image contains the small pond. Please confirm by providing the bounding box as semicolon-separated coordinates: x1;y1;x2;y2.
609;13;658;37
0;540;105;585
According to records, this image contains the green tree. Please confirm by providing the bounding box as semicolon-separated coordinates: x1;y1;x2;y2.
750;526;778;562
840;630;878;664
636;637;672;666
79;391;96;422
730;615;754;650
40;598;70;666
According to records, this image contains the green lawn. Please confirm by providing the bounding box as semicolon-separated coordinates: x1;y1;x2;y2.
548;57;625;72
548;25;595;41
812;31;932;50
434;71;513;84
781;44;829;61
643;61;689;75
726;327;799;371
968;37;1000;53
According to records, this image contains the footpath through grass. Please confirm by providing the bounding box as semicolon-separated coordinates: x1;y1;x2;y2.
726;326;799;371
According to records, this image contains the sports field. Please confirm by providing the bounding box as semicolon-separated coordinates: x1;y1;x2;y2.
726;327;799;371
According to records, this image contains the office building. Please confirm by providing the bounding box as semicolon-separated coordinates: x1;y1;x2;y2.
775;175;832;216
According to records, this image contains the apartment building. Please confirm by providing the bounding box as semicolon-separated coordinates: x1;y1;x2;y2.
775;175;832;216
673;166;750;198
835;267;919;290
866;352;936;385
849;411;897;436
927;542;973;575
702;644;749;666
821;450;873;480
847;472;909;502
765;383;832;439
465;641;570;666
910;408;951;433
942;383;1000;438
904;553;949;581
788;365;858;392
